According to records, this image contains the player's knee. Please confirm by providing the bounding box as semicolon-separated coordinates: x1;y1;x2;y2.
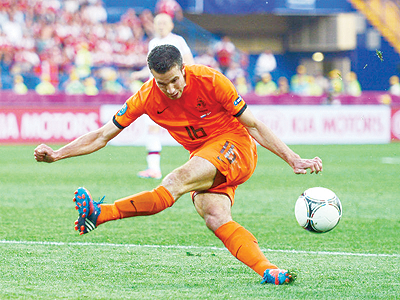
161;170;190;199
203;213;232;232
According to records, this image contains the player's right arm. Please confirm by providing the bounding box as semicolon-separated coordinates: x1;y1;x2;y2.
34;120;122;163
237;108;322;174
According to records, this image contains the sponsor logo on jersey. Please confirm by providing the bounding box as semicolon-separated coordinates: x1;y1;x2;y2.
117;103;128;116
234;95;243;106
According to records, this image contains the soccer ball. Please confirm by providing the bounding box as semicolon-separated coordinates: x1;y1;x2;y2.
295;187;342;233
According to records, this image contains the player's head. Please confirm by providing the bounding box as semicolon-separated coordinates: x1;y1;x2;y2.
390;75;399;85
148;44;183;74
154;13;174;38
148;44;186;100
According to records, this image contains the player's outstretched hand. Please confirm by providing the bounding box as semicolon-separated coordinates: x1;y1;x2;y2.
292;156;322;174
34;144;56;163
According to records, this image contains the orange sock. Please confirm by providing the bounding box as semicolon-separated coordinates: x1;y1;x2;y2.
97;186;175;225
214;221;278;276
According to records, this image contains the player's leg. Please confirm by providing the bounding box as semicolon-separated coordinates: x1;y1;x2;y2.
76;132;250;234
138;121;162;179
193;192;279;277
189;134;294;284
75;156;219;234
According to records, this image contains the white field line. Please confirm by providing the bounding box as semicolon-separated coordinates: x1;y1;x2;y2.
381;157;400;164
1;240;399;258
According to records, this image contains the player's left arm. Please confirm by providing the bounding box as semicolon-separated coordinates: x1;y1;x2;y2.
237;107;322;174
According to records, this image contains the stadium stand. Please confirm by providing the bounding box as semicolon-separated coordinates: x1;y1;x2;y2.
0;0;233;94
0;0;400;97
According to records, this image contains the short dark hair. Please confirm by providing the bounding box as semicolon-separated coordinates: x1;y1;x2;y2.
147;44;183;74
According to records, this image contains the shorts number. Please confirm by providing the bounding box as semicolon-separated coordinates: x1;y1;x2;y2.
185;126;207;140
218;141;236;164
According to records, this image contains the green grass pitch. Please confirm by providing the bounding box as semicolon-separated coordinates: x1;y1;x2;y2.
0;144;399;299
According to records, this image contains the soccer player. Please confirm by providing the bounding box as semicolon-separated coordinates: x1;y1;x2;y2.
34;44;322;285
132;13;195;179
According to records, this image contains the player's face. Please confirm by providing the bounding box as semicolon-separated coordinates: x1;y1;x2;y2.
154;17;173;38
152;65;186;100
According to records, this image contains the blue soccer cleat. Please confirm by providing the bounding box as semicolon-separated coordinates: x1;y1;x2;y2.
261;268;296;285
73;187;103;235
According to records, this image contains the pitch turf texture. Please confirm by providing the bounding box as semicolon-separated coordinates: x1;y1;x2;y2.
0;144;399;299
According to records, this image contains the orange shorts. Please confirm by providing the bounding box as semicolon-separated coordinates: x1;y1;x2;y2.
190;130;258;205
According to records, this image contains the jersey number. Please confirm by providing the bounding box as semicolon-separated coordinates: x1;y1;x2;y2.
185;126;207;140
218;141;236;164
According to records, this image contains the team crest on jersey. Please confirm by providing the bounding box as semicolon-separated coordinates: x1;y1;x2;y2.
196;97;208;113
234;95;243;106
117;103;128;116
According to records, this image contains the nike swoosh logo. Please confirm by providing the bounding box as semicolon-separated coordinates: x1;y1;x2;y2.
157;107;169;114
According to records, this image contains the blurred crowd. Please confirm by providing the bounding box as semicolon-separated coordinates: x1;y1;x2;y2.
1;0;400;99
0;0;159;95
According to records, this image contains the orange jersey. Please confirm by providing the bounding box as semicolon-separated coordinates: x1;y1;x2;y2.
113;64;248;152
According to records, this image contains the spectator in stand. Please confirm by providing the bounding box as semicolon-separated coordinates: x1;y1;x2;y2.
35;21;56;55
239;50;249;74
225;61;246;84
214;36;236;75
102;68;124;94
194;47;220;71
13;74;28;94
0;50;14;89
314;72;329;95
255;72;277;96
307;76;324;96
139;9;155;38
117;9;137;41
254;49;277;80
345;72;361;96
277;76;290;95
63;0;80;14
155;0;184;21
35;48;62;88
389;75;400;96
328;69;344;97
35;73;56;95
75;42;93;79
0;6;8;27
0;31;12;55
1;11;23;47
40;0;61;14
65;70;85;95
234;75;251;95
129;79;143;94
13;43;40;75
324;69;343;105
84;76;99;96
290;65;310;95
81;0;107;24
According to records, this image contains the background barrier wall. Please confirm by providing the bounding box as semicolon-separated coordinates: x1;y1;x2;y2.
0;107;101;144
1;105;396;145
100;104;392;146
1;92;399;145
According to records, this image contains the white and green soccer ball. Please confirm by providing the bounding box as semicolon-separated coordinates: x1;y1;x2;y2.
295;187;342;233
